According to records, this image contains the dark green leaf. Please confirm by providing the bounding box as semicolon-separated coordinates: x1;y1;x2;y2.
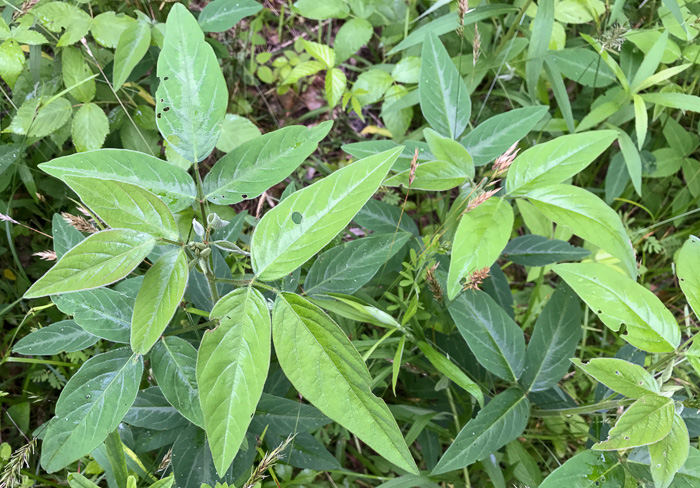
502;234;590;266
198;0;262;32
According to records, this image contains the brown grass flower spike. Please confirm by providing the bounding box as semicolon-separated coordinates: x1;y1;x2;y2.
61;212;97;234
462;266;490;291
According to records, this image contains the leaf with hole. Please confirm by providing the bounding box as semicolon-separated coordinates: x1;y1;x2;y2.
594;395;674;450
571;358;660;399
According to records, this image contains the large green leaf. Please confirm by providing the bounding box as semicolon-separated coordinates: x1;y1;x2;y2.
448;290;525;382
334;18;373;63
554;263;680;353
419;33;470;139
198;0;262;32
594;395;674;450
39;149;197;212
526;185;637;278
447;197;513;300
52;286;135;343
64;177;179;241
506;131;617;196
252;147;401;281
151;336;204;427
122;386;189;430
539;451;624;487
156;3;228;162
424;128;474;178
131;248;188;354
305;232;410;296
432;388;530;474
502;235;590;266
570;358;660;399
677;235;700;318
25;229;155;299
521;284;582;391
40;349;143;472
197;288;270;476
13;320;98;355
112;19;150;90
650;413;689;488
460;106;548;166
384;160;469;191
204;122;332;205
272;293;418;474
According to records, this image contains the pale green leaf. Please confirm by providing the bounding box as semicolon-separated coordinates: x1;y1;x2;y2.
432;388;530;474
72;103;109;152
526;185;637;278
293;0;349;19
391;57;421;84
420;32;470;139
506;131;617;196
0;39;24;89
650;413;689;488
594;395;674;450
251;147;401;281
384;160;468;191
447;197;513;300
35;2;91;46
198;288;270;476
580;33;629;92
334;18;373;63
353;69;393;105
303;40;335;69
39;149;197;212
113;20;151;90
526;0;554;99
13;320;98;355
282;60;325;84
90;12;136;48
570;358;660;398
62;46;95;103
539;451;624;487
640;92;700;112
40;349;142;472
215;114;261;153
448;290;526;382
416;341;483;405
616;129;643;196
325;68;346;108
677;235;700;318
7;97;72;138
633;94;648;150
554;263;680;353
198;0;262;33
151;336;204;427
272;293;418;474
156;3;228;162
25;229;155;299
131;249;188;354
424;128;474;179
460;106;548;166
631;30;669;92
204;122;332;205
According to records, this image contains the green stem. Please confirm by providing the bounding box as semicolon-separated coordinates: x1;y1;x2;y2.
2;357;79;368
532;398;635;417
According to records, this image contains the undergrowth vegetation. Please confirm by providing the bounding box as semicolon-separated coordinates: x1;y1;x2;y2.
1;0;700;487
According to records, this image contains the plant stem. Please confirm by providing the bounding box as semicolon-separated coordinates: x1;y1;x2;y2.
532;398;635;417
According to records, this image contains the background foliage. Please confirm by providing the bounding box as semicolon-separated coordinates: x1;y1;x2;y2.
1;0;700;487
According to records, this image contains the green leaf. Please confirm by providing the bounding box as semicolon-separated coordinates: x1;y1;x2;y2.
131;249;188;354
305;232;411;296
90;12;136;49
506;131;617;196
633;94;648;150
252;147;401;281
432;388;530;474
677;236;700;319
282;60;325;85
553;263;680;353
526;0;553;99
122;386;189;430
24;229;155;299
250;393;331;433
539;451;624;487
40;349;143;472
292;0;349;19
616;129;642;197
151;336;204;427
39;149;197;212
72;103;109;152
448;290;526;382
273;293;418;474
104;430;128;488
543;57;575;133
384;160;469;191
204;122;332;205
156;3;228;162
68;473;101;488
420;33;470;139
13;320;98;355
113;20;151;90
7;97;72;138
424;128;474;179
303;40;335;69
594;395;674;450
62;46;95;103
502;234;590;266
0;39;24;89
52;287;134;343
526;185;637;279
570;358;660;399
35;1;91;46
447;197;513;300
63;177;179;241
580;34;629;93
640;92;700;112
198;288;270;476
553;48;616;88
391;57;421;84
416;341;483;405
354;199;419;236
325;68;346;108
198;0;262;32
460;106;548;166
353;69;393;105
650;413;689;488
631;30;669;92
521;284;582;391
215;114;261;153
334;18;373;63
